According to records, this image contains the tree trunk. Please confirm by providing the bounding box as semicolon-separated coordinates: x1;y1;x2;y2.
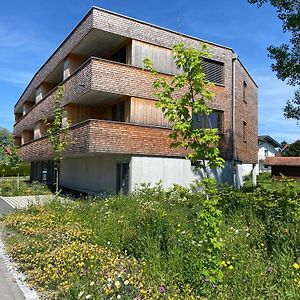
55;165;59;194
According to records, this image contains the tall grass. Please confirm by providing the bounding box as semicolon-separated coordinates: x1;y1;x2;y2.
2;177;300;299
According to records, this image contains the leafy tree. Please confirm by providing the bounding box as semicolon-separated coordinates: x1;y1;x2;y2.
0;127;12;147
283;139;300;157
0;128;14;164
44;86;71;193
144;43;224;177
248;0;300;123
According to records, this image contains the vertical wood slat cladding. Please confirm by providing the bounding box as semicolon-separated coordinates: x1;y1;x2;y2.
131;40;179;75
130;97;170;127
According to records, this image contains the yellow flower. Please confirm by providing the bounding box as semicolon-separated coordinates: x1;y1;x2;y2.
228;265;234;270
293;263;300;269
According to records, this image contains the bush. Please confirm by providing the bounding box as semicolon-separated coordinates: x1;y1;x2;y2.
0;164;30;177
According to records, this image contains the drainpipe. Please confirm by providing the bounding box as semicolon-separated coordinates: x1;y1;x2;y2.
232;53;238;186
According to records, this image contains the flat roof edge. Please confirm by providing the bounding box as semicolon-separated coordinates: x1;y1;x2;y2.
92;6;234;52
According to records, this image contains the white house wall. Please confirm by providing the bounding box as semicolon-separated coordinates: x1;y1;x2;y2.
60;155;130;194
130;156;233;191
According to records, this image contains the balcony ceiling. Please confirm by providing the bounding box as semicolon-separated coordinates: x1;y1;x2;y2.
74;90;123;106
71;28;128;58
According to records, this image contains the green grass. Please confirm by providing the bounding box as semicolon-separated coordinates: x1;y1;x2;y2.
1;178;300;299
0;179;51;196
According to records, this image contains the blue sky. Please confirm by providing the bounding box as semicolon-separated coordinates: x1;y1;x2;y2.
0;0;298;143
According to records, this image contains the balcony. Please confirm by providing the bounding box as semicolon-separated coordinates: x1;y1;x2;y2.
17;119;187;161
13;57;165;137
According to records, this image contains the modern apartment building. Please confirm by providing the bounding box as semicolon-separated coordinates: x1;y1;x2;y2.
13;7;258;194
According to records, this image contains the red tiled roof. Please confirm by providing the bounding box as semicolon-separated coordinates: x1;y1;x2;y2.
4;147;12;156
264;157;300;167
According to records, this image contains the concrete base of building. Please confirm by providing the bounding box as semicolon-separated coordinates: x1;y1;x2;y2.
58;155;236;194
31;155;257;195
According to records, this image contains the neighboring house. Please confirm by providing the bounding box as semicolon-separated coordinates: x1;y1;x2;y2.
13;7;258;194
264;157;300;180
258;135;281;174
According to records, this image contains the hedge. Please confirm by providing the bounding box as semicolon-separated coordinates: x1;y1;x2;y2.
0;164;30;176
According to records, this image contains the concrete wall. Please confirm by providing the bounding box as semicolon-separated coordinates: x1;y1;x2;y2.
60;155;130;194
130;156;233;191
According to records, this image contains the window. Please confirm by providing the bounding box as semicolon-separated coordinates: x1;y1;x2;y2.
116;162;129;194
264;149;268;156
202;58;225;85
112;102;125;122
193;110;223;132
243;81;247;103
243;121;247;141
111;46;127;64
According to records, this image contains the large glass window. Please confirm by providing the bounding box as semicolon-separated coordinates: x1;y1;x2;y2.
193;110;223;132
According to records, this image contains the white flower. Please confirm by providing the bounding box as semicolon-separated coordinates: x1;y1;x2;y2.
107;241;111;245
124;280;129;285
78;291;84;298
107;278;112;282
90;281;95;286
115;280;121;288
117;295;121;299
85;295;91;299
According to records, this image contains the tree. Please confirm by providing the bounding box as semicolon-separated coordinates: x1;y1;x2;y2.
44;86;71;194
0;128;13;165
144;43;224;177
283;139;300;157
248;0;300;123
0;127;12;147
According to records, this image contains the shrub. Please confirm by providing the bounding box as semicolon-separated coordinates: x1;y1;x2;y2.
0;164;30;177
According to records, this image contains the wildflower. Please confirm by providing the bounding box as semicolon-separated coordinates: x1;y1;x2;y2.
267;266;273;273
228;265;234;270
293;263;300;269
117;295;121;299
115;280;121;288
124;280;129;285
85;295;91;299
90;281;95;286
135;297;141;300
78;291;84;298
159;286;166;293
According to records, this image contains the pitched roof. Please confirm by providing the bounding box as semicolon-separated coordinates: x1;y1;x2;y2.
258;135;281;148
264;157;300;167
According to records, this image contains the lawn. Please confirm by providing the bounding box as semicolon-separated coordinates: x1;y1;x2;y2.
1;177;300;299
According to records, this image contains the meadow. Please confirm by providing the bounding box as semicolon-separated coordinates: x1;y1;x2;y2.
1;176;300;299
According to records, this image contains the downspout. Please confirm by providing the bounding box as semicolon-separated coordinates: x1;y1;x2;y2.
232;53;238;186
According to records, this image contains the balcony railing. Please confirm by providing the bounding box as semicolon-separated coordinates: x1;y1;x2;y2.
17;119;187;161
